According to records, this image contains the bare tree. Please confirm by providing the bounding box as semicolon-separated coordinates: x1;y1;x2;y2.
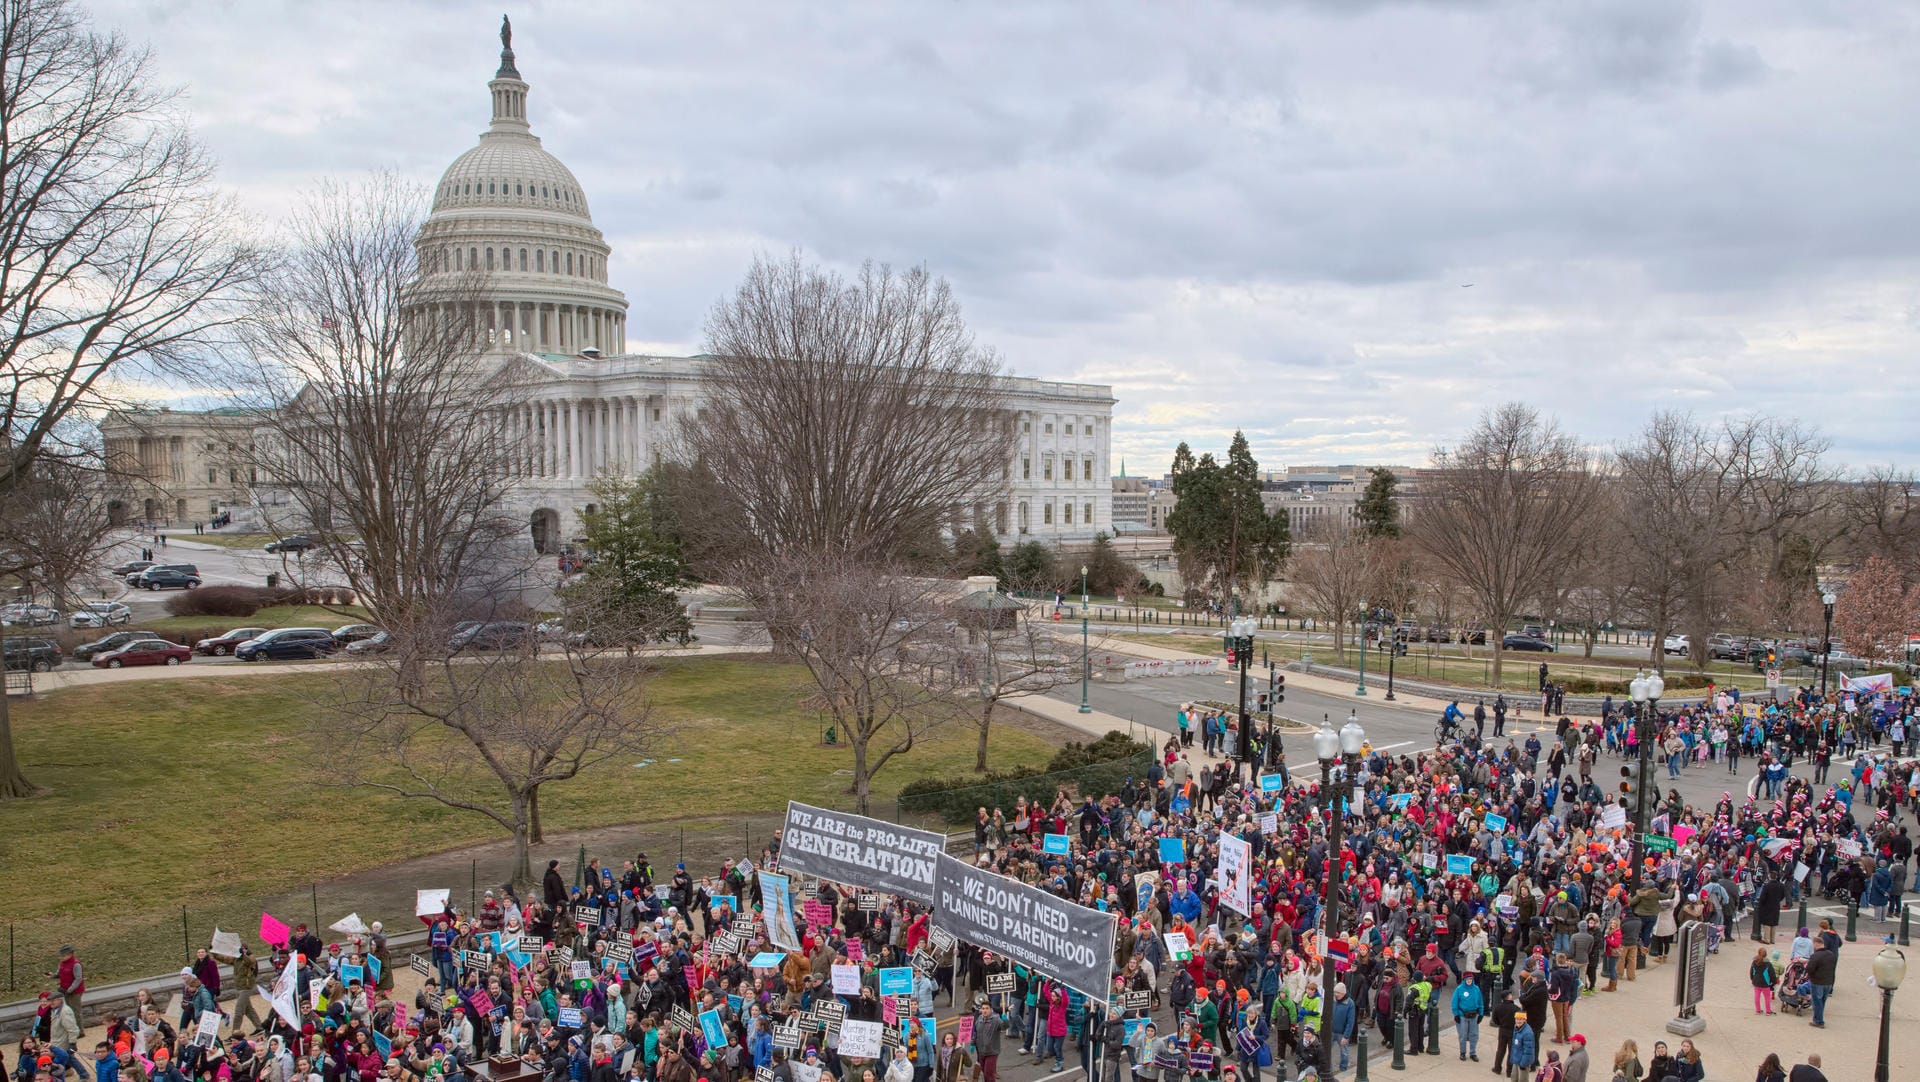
1832;555;1920;665
936;605;1090;772
763;555;964;813
1415;403;1602;684
1836;466;1920;568
237;175;527;655
680;253;1014;571
1614;412;1831;672
1286;520;1376;662
320;628;660;889
0;0;258;799
0;457;124;610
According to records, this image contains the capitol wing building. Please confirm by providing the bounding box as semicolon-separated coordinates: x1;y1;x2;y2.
103;27;1115;553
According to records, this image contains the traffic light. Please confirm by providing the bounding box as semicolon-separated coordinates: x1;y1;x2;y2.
1258;692;1270;712
1618;762;1636;799
1274;673;1286;704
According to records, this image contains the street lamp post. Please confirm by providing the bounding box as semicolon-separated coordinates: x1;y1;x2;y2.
1874;944;1906;1082
1355;598;1370;696
1627;670;1664;889
1385;629;1398;701
1315;715;1367;1071
1820;590;1837;697
1079;565;1092;714
1230;617;1257;764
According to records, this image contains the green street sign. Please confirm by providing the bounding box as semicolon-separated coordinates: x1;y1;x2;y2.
1642;834;1676;853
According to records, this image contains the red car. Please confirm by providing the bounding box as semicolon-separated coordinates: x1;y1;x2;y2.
91;638;192;668
193;627;268;656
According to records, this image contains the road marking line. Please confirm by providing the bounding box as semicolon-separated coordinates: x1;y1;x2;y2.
1373;740;1414;751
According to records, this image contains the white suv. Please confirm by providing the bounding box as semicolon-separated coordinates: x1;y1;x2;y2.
1663;634;1691;656
70;601;132;628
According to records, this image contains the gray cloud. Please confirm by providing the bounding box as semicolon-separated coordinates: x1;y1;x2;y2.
88;0;1920;474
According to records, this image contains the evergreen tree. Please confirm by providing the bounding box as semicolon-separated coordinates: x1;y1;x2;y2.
1004;541;1062;595
1355;467;1401;538
1164;431;1290;605
563;473;693;645
1083;532;1137;596
952;528;1005;581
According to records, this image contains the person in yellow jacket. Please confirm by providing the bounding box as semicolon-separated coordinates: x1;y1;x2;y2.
1406;976;1433;1054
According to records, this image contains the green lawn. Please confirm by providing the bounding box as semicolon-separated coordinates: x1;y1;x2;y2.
1111;633;1774;692
3;658;1058;983
147;603;373;632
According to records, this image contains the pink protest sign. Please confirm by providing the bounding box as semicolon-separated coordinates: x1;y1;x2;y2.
470;990;496;1015
882;996;896;1025
260;911;291;947
803;901;832;928
846;939;864;961
1672;824;1696;846
958;1017;974;1046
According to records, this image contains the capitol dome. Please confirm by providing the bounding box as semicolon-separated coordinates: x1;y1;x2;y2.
407;19;628;358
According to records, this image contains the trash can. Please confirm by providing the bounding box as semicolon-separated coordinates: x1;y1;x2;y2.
266;573;279;588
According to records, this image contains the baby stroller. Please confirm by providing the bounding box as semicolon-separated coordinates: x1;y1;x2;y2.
1777;957;1813;1015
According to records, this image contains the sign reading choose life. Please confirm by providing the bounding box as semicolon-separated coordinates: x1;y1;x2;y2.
779;802;945;904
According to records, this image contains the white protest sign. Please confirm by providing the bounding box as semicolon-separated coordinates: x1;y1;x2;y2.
329;913;370;935
210;928;243;958
837;1020;885;1059
1216;831;1253;916
415;889;451;918
831;963;862;995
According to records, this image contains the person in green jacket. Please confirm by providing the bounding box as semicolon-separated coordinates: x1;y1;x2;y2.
1192;987;1220;1053
1405;976;1433;1054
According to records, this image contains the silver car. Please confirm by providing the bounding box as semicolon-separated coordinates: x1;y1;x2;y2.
69;601;132;628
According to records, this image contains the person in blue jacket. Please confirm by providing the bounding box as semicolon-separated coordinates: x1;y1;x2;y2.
1169;882;1203;925
1450;975;1485;1062
1510;1015;1538;1076
1327;983;1356;1073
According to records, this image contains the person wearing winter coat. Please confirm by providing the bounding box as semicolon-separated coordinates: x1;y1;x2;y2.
1511;1017;1538;1076
1450;977;1484;1062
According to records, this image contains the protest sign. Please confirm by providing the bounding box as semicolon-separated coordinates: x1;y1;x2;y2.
210;928;242;958
958;1017;974;1046
910;948;936;975
258;911;290;947
803;899;833;928
1484;813;1508;833
1258;813;1278;835
933;853;1116;1000
1259;772;1285;792
878;967;914;996
1390;793;1414;810
1446;854;1475;876
558;1007;583;1028
838;1020;885;1059
414;889;450;918
845;939;865;961
408;955;430;977
373;1034;391;1058
831;963;862;994
986;971;1016;994
367;955;382;982
329;913;370;935
772;1025;803;1051
757;1070;776;1082
1601;805;1628;831
571;960;592;981
1121;989;1150;1012
927;926;956;954
1043;833;1071;855
816;1001;847;1029
470;990;496;1016
857;893;880;912
711;931;743;956
1163;931;1193;961
671;1006;697;1033
340;963;365;986
607;942;634;967
780;801;944;903
750;951;786;969
760;869;802;950
700;1009;728;1049
1158;837;1186;865
1217;831;1253;916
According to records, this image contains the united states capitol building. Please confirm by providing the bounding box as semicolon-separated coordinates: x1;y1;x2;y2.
102;22;1115;554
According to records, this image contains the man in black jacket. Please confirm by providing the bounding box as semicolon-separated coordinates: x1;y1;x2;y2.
1805;944;1837;1028
1489;989;1517;1075
1787;1052;1827;1082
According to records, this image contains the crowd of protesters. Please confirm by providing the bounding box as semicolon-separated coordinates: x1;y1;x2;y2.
11;676;1913;1082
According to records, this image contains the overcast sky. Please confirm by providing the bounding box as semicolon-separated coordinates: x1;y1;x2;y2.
95;0;1920;475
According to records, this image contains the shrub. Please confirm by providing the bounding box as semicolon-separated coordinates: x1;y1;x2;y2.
164;585;283;618
898;734;1153;824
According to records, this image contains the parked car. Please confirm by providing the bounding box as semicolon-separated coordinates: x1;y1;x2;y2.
92;638;191;668
264;535;314;554
75;630;163;662
1663;634;1691;656
1423;624;1450;643
344;629;393;655
69;601;133;628
2;636;62;672
136;568;202;591
1459;628;1488;645
235;627;339;662
1818;649;1868;673
1709;636;1750;661
1521;624;1547;639
193;627;270;656
1394;620;1420;642
330;623;382;645
1502;633;1555;653
1;604;61;627
450;621;537;652
108;559;154;578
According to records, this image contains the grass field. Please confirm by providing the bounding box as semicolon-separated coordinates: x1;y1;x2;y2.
1111;632;1775;692
146;603;373;632
2;657;1058;985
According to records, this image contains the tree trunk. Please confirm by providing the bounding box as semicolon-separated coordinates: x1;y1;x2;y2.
528;784;544;844
851;728;871;814
0;689;43;799
1490;637;1505;684
1584;632;1596;659
509;792;535;892
975;699;995;772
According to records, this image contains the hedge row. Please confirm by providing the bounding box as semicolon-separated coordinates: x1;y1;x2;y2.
898;732;1154;824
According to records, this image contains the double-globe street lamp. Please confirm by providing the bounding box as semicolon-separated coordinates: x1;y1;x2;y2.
1626;669;1665;888
1315;714;1368;1073
1874;944;1906;1082
1355;597;1370;696
1229;616;1258;763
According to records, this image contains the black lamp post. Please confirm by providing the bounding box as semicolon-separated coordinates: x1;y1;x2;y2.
1626;670;1664;889
1231;617;1257;764
1315;714;1366;1070
1820;590;1837;697
1385;629;1398;701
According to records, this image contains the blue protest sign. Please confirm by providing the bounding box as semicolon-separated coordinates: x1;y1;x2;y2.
557;1007;583;1027
1159;837;1186;865
1043;833;1071;855
1136;880;1154;909
339;963;365;985
1259;773;1285;792
749;951;786;969
1390;793;1413;810
1484;813;1508;833
712;895;738;911
366;955;382;981
1446;854;1474;875
373;1033;391;1058
878;967;914;996
699;1008;727;1049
